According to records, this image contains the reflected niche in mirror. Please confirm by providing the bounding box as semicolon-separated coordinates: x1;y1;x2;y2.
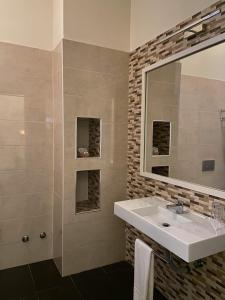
142;41;225;191
152;166;169;177
153;121;171;155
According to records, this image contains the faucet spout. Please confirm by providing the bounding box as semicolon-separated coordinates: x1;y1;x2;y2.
166;200;184;214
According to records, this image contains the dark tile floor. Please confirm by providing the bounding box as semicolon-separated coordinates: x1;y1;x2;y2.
0;259;167;300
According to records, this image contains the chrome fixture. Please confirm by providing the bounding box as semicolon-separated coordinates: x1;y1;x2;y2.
155;249;190;273
40;232;47;239
220;109;225;121
166;200;184;214
22;235;29;243
154;249;204;273
156;9;221;45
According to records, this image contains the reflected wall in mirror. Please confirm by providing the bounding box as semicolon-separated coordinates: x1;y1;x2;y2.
142;42;225;191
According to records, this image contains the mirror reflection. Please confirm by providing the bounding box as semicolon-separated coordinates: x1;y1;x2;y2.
144;42;225;190
152;121;171;156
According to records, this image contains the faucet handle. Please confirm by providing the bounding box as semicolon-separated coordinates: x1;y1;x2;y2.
177;199;184;206
175;200;184;214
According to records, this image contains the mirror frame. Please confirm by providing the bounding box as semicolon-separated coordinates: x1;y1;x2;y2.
140;33;225;199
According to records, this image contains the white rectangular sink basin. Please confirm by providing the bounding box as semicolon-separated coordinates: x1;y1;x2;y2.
133;206;192;226
114;196;225;262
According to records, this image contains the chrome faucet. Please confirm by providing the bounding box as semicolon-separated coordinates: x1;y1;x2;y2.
166;200;184;214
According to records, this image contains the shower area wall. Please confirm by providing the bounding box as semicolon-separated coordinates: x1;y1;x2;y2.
0;42;53;269
0;38;128;274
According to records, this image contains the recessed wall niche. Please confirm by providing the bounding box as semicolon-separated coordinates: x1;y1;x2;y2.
75;170;100;214
76;117;101;158
152;166;169;177
152;121;171;156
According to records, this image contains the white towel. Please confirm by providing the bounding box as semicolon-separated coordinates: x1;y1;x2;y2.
133;239;154;300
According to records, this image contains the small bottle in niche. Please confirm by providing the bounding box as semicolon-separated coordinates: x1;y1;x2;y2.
77;147;89;158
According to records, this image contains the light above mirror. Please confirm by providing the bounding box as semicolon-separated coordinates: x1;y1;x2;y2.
141;34;225;198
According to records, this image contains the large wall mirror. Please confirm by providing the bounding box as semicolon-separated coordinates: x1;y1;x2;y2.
141;35;225;198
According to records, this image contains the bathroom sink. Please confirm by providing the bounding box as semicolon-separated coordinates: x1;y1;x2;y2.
114;197;225;262
132;206;192;226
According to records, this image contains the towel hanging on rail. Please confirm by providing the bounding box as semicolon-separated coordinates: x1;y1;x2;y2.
133;239;154;300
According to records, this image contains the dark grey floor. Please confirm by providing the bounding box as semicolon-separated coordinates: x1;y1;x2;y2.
0;259;167;300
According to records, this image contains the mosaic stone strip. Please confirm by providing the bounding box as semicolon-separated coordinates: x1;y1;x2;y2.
88;169;100;209
127;1;225;299
89;118;100;157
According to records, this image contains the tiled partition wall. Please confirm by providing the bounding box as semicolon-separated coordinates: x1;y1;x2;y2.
62;40;129;275
127;1;225;300
0;42;53;269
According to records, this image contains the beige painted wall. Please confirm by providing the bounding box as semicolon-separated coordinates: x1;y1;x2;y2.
130;0;217;50
182;42;225;81
0;0;53;50
52;0;64;49
0;0;219;51
64;0;131;51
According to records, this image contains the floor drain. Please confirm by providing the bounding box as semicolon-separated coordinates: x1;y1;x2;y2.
162;223;170;227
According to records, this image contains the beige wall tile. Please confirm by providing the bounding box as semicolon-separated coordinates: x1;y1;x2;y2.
64;67;124;97
0;145;52;171
64;95;112;122
0;42;53;270
0;42;51;98
62;237;125;276
63;39;128;75
61;40;128;275
0;214;52;245
0;236;53;270
63;218;124;250
0;94;52;122
0;193;52;221
0;169;52;197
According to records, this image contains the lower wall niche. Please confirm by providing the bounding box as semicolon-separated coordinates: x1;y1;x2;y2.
75;170;100;213
152;166;169;177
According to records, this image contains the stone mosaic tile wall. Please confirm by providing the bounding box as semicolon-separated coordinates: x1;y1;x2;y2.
126;224;225;300
127;1;225;299
89;118;100;157
88;169;100;209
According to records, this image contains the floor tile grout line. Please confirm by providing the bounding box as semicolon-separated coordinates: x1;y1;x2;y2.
25;277;69;294
0;259;165;300
27;264;40;300
70;275;85;299
101;266;108;274
27;264;37;290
